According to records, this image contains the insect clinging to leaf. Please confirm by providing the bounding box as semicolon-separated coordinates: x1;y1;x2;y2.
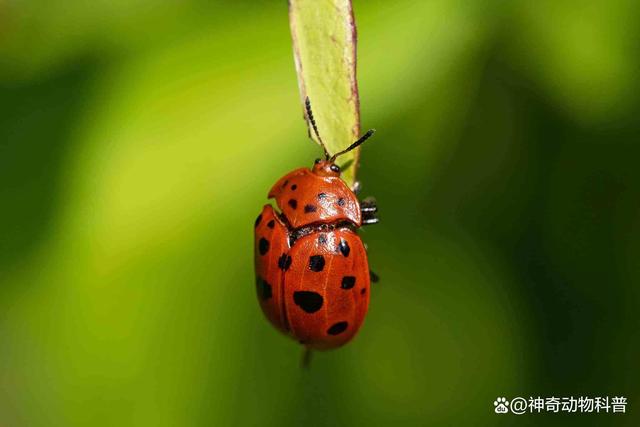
254;97;378;351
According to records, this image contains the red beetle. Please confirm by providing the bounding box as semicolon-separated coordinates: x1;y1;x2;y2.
254;98;378;351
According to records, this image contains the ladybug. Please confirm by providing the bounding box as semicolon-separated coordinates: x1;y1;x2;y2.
254;98;378;351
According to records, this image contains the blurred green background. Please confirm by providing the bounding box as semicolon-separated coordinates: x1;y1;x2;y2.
1;0;639;426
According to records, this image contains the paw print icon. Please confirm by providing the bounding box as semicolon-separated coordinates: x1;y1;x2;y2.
494;397;509;414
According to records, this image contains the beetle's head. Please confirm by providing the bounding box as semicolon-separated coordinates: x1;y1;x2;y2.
304;97;376;179
312;158;341;177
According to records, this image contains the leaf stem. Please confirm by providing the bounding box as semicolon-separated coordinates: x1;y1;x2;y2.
289;0;362;187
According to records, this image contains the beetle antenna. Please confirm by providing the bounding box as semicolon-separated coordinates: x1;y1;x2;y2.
329;129;376;162
305;97;330;160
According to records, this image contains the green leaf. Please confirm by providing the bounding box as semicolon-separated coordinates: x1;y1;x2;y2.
289;0;361;186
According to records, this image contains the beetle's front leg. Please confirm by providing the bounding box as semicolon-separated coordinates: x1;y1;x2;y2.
352;180;362;195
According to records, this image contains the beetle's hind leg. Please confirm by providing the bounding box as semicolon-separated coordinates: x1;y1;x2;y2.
369;270;380;283
364;244;380;283
360;196;379;225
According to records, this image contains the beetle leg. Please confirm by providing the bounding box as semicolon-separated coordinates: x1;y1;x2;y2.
360;196;379;225
369;270;380;283
362;239;380;283
360;198;379;281
352;180;362;195
362;216;379;225
360;197;378;213
360;196;377;213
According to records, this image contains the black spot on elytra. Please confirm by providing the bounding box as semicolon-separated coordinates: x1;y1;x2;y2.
291;184;298;191
282;179;289;188
254;214;262;228
309;255;325;272
278;253;292;271
256;277;272;300
259;238;270;255
338;239;350;257
337;198;345;207
318;192;327;200
327;321;348;335
341;276;356;289
267;219;275;229
318;234;327;244
360;288;366;295
288;199;298;209
293;291;324;313
304;204;317;213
